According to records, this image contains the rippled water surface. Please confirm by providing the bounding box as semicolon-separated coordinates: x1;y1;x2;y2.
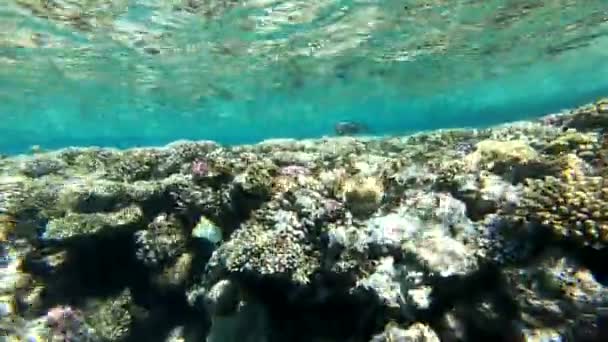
1;0;608;152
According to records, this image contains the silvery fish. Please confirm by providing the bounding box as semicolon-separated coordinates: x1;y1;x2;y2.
191;216;222;245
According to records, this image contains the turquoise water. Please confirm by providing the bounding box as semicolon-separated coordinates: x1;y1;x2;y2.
1;0;608;153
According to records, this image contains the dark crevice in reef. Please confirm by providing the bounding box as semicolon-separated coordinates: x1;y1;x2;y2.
521;221;608;286
426;264;521;341
141;191;181;220
70;186;174;216
229;186;270;220
505;224;561;267
194;173;234;191
420;264;503;320
24;229;144;306
236;273;386;342
188;239;217;276
229;263;522;341
125;277;207;342
172;183;266;238
456;192;499;221
215;202;251;237
224;243;539;342
561;241;608;286
22;227;205;342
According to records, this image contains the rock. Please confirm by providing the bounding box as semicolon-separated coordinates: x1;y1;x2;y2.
206;300;272;342
205;279;241;317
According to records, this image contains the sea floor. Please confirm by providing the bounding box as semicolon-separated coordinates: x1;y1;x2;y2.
2;98;608;342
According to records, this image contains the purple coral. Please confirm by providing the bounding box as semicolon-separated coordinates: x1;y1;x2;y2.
46;305;88;341
191;159;210;178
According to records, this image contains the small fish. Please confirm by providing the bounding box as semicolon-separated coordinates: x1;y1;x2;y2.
334;121;369;136
29;145;44;154
192;216;222;245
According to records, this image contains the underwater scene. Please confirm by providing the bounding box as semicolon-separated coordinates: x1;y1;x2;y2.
2;0;608;341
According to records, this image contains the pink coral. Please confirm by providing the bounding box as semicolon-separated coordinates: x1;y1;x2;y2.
46;305;87;341
191;159;210;177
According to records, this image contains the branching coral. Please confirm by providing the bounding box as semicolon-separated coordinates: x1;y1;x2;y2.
210;222;319;284
517;175;608;247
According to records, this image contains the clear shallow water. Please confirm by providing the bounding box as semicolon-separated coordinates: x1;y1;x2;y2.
1;0;608;153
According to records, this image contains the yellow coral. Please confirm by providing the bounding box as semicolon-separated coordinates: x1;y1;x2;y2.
545;131;597;155
340;175;384;217
519;175;608;247
272;175;298;194
465;139;538;170
554;154;587;183
596;98;608;113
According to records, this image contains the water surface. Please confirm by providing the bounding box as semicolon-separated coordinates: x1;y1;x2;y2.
1;0;608;153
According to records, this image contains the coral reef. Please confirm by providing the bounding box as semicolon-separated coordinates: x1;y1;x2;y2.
1;98;608;341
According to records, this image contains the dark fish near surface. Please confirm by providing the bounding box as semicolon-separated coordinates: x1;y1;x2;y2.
334;121;369;136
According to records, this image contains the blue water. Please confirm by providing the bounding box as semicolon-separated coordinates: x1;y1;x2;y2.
1;1;608;154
